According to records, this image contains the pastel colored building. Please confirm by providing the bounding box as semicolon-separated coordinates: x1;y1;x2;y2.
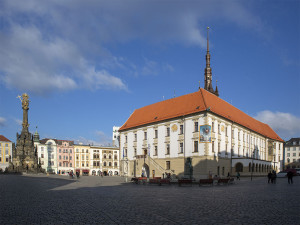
90;146;119;176
74;144;91;176
0;135;13;171
57;140;74;175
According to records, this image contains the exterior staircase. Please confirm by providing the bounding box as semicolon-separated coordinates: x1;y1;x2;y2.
147;155;175;177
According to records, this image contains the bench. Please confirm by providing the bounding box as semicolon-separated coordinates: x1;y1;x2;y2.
138;177;147;184
159;179;171;185
217;178;230;185
131;177;147;184
149;178;161;185
178;179;193;186
199;179;213;186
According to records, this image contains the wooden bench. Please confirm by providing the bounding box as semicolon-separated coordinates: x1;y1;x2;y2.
199;179;213;186
138;177;147;184
159;178;171;185
178;179;193;186
217;178;230;185
149;178;161;185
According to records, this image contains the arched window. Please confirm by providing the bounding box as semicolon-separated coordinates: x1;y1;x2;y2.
109;162;112;167
104;154;107;159
103;162;107;166
235;163;243;172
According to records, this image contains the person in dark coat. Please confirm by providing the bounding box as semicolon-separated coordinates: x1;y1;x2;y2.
287;171;294;184
267;172;272;183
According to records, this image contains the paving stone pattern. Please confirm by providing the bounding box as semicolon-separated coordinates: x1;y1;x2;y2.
0;174;299;225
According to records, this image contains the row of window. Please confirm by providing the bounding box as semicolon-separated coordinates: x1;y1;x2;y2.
127;124;188;143
286;153;300;157
58;162;73;167
125;122;269;150
286;147;299;151
93;161;118;167
94;154;118;159
59;155;72;160
286;158;300;163
129;140;264;158
59;149;73;153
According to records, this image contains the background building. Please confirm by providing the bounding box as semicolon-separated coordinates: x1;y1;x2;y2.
284;138;300;169
112;126;120;147
74;144;91;176
57;140;74;175
0;135;12;171
35;139;58;174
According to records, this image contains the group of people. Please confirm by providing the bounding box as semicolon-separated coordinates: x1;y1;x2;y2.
268;170;294;184
69;171;80;179
267;171;277;183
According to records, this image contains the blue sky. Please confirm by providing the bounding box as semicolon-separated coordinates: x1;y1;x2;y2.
0;0;299;144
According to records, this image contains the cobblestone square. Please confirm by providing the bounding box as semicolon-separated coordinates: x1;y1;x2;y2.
0;174;299;224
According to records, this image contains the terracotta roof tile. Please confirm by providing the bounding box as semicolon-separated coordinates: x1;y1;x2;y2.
119;88;283;142
0;135;12;142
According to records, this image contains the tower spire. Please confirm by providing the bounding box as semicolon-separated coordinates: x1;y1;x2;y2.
204;27;214;93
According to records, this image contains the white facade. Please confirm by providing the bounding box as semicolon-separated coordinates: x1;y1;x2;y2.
120;112;283;179
285;138;300;169
35;139;58;173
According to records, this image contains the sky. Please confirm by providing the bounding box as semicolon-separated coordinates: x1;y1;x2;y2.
0;0;299;145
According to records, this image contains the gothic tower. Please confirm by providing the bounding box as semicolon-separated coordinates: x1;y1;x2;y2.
204;27;219;97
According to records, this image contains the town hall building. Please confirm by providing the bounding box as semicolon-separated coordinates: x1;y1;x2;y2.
119;28;284;179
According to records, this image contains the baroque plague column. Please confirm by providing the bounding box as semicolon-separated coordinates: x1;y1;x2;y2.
10;93;40;173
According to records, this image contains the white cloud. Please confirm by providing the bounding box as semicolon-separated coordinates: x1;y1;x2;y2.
0;25;126;95
0;117;6;127
254;110;300;140
0;0;265;94
95;130;112;146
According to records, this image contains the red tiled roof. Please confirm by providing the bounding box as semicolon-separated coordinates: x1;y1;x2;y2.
0;135;12;142
119;88;283;142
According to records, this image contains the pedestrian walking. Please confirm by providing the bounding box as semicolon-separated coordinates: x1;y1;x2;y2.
287;171;293;184
267;171;272;183
236;172;240;180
